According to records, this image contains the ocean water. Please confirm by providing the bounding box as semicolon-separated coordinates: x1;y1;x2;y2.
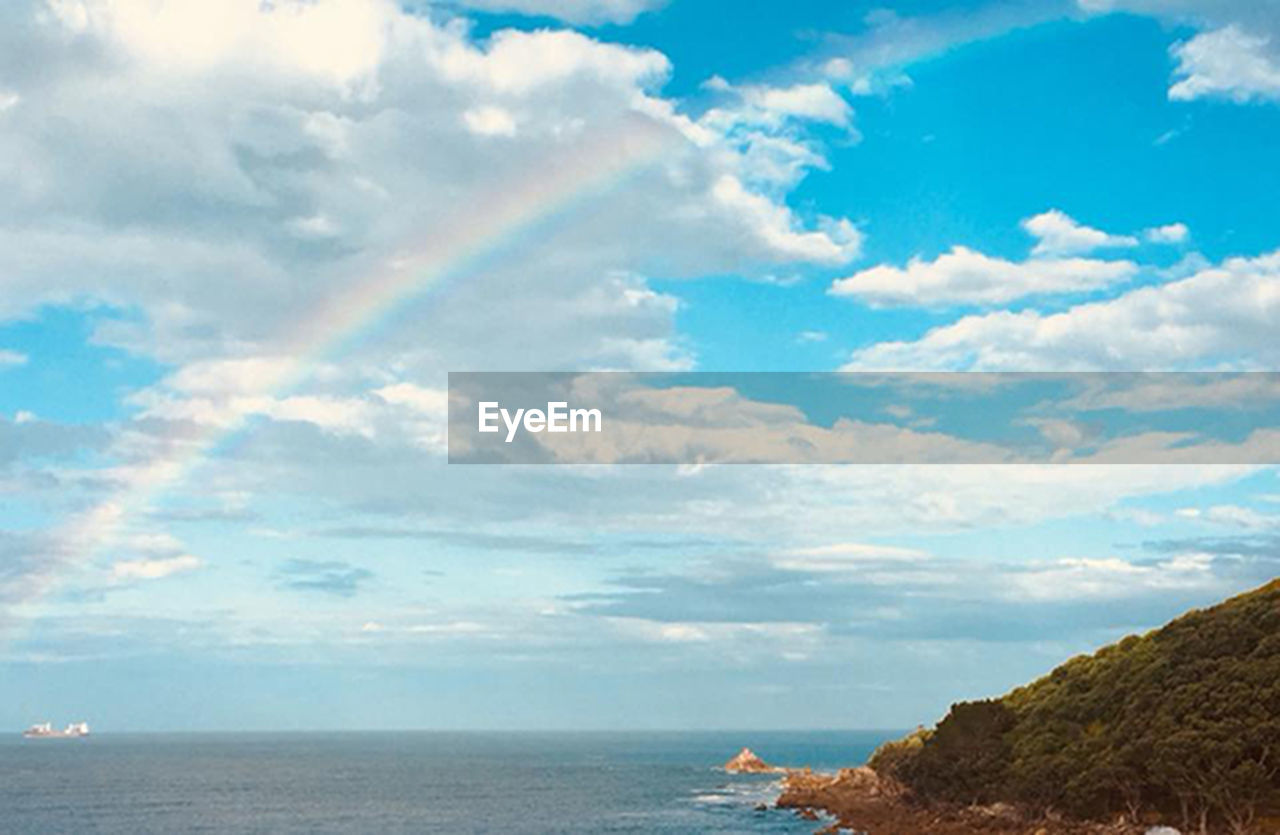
0;730;896;834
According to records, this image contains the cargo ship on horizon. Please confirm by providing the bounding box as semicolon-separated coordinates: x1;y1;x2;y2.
22;721;90;739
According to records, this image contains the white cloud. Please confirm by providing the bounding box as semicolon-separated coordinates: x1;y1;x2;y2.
111;553;202;581
45;0;392;87
1080;3;1280;103
0;349;27;368
712;175;862;264
774;542;928;572
4;0;1277;705
1170;25;1280;103
1022;209;1137;256
446;0;666;25
440;28;671;94
830;211;1149;308
374;382;449;450
1176;504;1277;529
607;616;819;647
132;386;380;436
1108;506;1167;527
739;82;853;128
374;383;448;415
163;358;300;396
693;78;859;191
288;214;340;239
844;249;1280;370
0;1;858;368
1144;222;1189;243
830;246;1135;307
0;1;856;613
463;105;518;137
1009;554;1213;602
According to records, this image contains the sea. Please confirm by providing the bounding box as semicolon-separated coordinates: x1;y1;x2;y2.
0;730;895;833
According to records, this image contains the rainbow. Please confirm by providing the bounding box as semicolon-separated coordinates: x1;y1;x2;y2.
18;122;677;609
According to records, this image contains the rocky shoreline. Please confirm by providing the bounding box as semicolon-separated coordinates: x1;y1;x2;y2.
776;765;1163;835
726;750;1162;835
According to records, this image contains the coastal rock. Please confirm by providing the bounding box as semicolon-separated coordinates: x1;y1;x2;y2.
723;747;776;773
775;766;1149;833
773;759;1157;833
971;801;1021;822
779;767;897;803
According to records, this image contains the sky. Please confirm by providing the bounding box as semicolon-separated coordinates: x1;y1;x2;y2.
2;0;1280;731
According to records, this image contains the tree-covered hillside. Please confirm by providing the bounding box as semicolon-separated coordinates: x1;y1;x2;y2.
870;579;1280;834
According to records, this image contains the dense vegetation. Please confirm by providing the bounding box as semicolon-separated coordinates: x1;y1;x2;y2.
869;579;1280;834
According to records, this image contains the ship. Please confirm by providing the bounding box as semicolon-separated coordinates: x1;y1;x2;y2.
22;721;90;739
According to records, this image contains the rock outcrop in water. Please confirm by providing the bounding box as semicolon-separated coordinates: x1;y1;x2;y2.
723;747;778;773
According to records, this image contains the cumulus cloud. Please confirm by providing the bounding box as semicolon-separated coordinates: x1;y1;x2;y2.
462;104;517;136
127;361;381;436
695;77;860;191
0;0;858;364
843;249;1280;370
42;0;392;87
712;176;862;264
830;210;1142;308
444;0;666;25
1144;222;1189;243
0;0;884;609
1081;2;1280;103
4;0;1274;695
738;82;854;128
1022;209;1137;256
830;246;1136;307
1170;25;1280;103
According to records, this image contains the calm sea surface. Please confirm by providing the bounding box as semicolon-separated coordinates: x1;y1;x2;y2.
0;730;896;833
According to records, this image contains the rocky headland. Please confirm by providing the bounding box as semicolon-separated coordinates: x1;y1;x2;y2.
741;579;1280;834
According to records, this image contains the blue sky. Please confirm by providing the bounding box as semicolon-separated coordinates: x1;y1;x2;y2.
2;0;1280;731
